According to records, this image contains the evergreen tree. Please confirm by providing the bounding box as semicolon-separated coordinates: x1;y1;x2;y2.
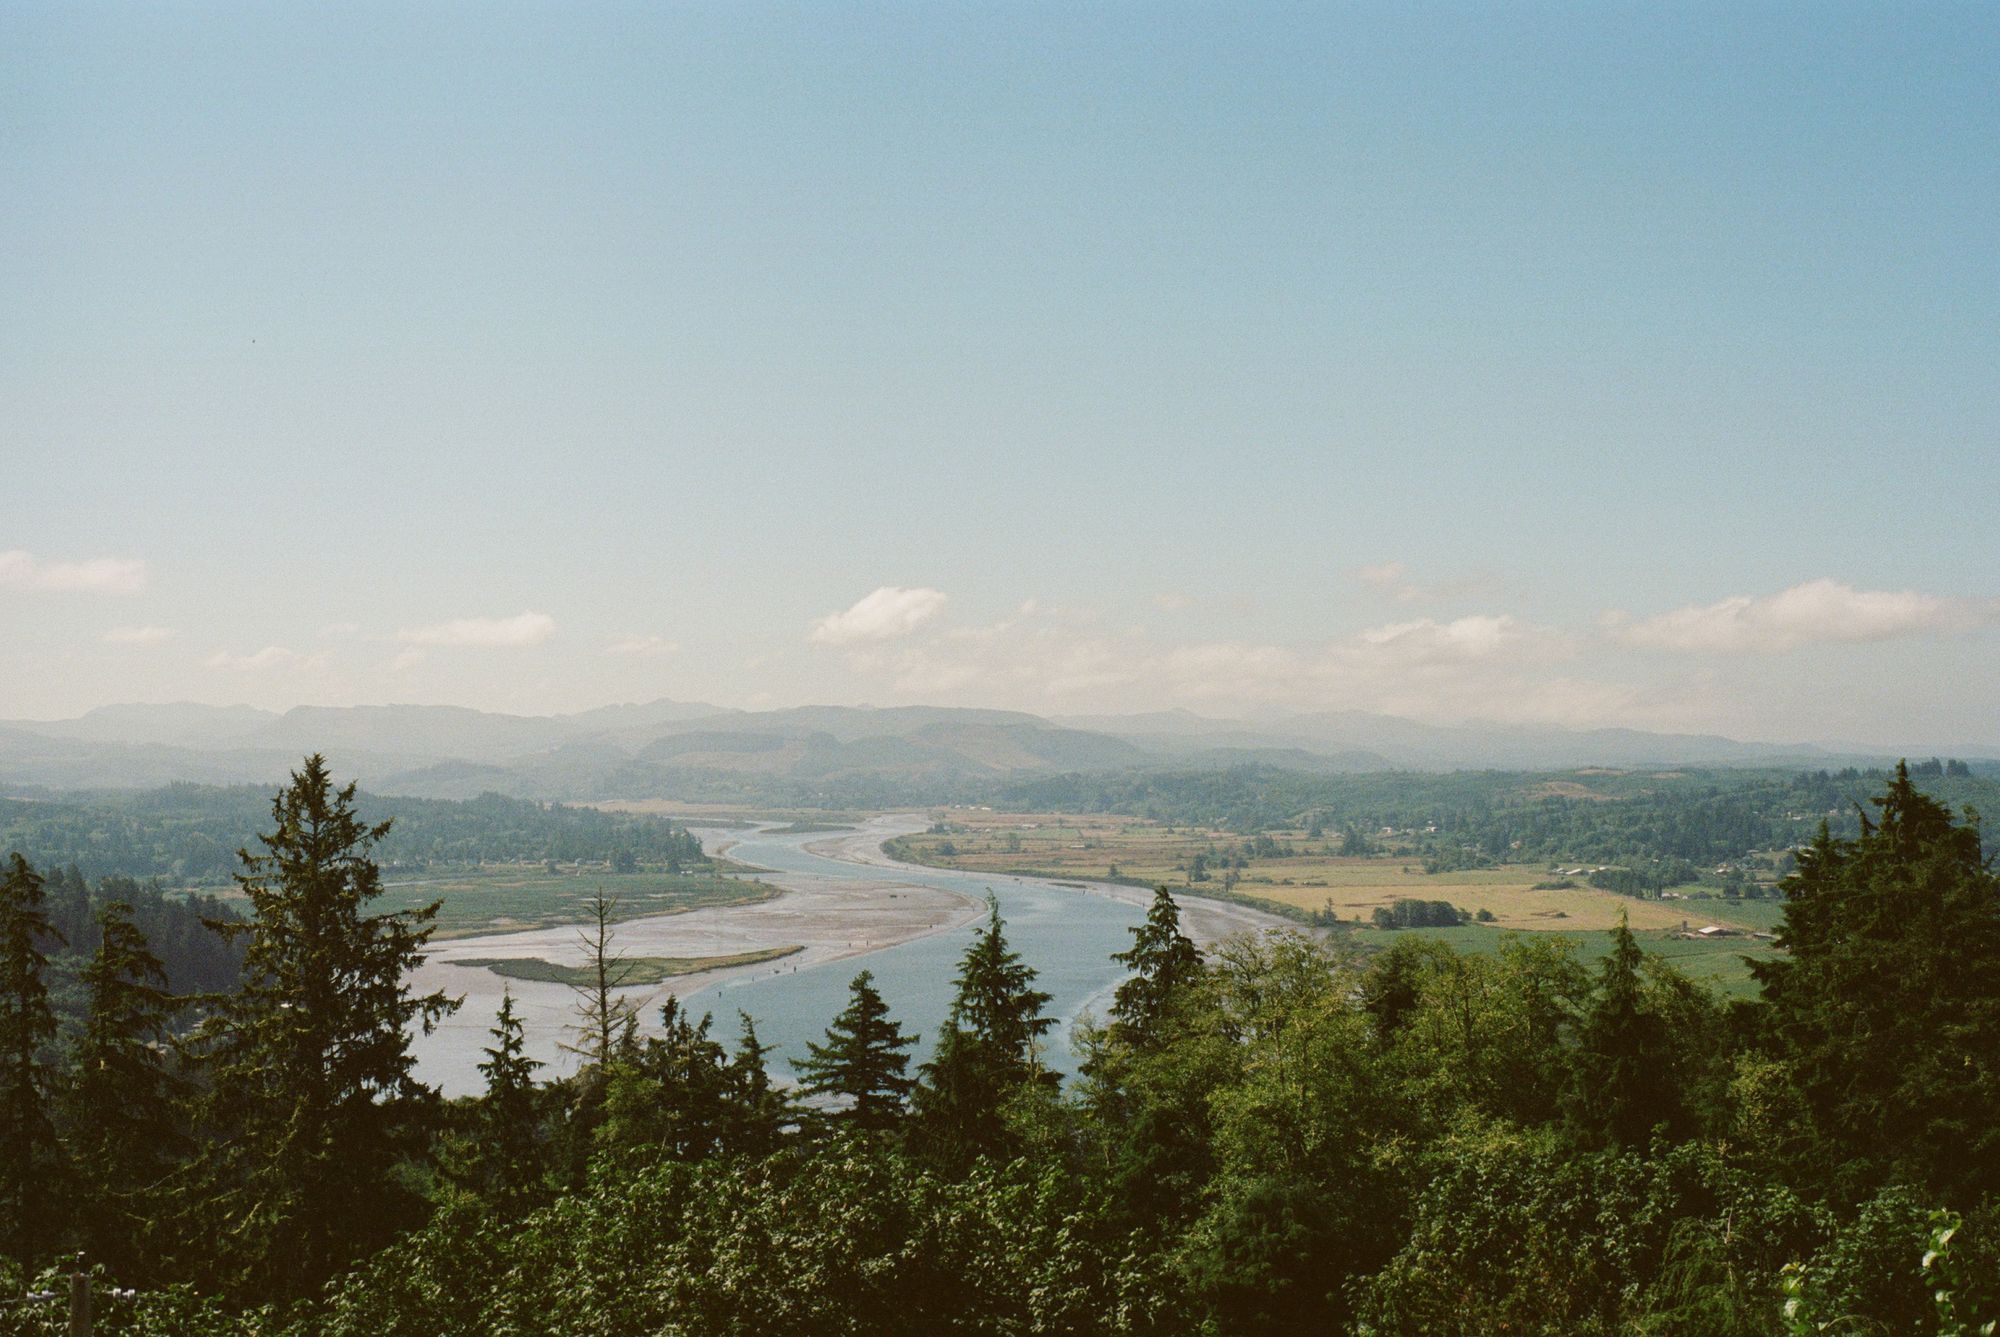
1751;762;2000;1203
796;970;918;1133
66;898;187;1280
1108;886;1203;1048
0;853;61;1270
598;996;733;1161
723;1012;789;1156
475;990;545;1213
1566;912;1681;1148
914;897;1054;1162
190;755;458;1297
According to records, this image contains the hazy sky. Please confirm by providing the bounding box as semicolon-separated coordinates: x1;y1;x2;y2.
5;3;1997;746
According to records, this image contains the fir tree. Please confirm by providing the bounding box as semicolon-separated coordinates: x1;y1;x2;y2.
190;755;459;1297
0;853;61;1270
1108;886;1203;1047
914;896;1054;1162
1751;762;2000;1203
796;970;918;1132
475;990;545;1213
67;898;187;1280
724;1012;789;1156
1566;911;1680;1148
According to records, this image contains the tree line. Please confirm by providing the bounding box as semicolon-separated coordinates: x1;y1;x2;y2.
0;783;706;887
998;763;2000;869
0;757;1995;1332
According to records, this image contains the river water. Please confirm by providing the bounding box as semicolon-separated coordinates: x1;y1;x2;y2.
407;821;1165;1098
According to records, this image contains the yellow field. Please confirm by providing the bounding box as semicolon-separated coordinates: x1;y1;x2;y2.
899;810;1750;934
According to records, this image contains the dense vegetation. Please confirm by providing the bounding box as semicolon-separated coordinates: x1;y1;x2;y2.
0;785;705;887
1;759;1995;1332
1000;761;2000;870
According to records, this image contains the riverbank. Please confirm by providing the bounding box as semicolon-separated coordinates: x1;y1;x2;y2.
406;815;986;1094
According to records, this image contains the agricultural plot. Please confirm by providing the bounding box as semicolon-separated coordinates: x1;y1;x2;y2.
896;811;1772;937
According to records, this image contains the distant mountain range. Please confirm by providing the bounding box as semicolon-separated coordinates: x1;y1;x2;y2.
0;699;1920;801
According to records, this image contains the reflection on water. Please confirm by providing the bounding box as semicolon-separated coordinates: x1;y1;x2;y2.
408;823;1145;1097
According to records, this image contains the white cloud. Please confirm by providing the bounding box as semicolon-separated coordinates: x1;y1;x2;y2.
1153;591;1195;611
390;649;426;672
1615;579;2000;654
808;586;948;646
1358;614;1549;664
318;621;362;641
0;549;148;594
398;611;556;648
206;645;318;673
832;599;1592;723
102;625;177;645
607;634;679;659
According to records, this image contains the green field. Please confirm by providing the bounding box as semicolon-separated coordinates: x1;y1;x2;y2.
1378;923;1782;999
457;944;803;986
372;868;784;938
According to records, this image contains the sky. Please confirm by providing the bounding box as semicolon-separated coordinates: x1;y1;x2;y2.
4;3;1997;748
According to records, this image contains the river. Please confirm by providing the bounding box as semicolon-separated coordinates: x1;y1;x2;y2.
406;817;1287;1098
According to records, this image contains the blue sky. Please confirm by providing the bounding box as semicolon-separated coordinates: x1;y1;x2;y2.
4;3;1997;746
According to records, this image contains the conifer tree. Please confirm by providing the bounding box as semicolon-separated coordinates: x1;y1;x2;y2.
190;755;458;1297
1108;886;1203;1048
0;853;61;1270
1751;762;2000;1203
723;1012;789;1156
67;898;187;1280
796;970;917;1132
475;990;545;1213
914;896;1054;1162
1566;911;1680;1148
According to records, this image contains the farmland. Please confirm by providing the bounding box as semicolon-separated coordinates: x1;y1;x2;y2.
888;809;1778;937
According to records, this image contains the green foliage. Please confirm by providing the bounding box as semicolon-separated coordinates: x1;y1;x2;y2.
0;854;60;1270
796;970;918;1132
913;896;1056;1165
470;991;545;1214
1106;887;1202;1049
186;755;458;1298
1370;897;1465;929
64;899;189;1281
4;765;1998;1334
0;784;705;887
1753;763;2000;1204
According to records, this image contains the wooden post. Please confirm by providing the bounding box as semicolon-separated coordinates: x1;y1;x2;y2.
68;1254;89;1337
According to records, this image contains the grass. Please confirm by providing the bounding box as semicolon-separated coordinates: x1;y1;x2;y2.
1376;923;1782;999
372;868;784;939
457;944;803;987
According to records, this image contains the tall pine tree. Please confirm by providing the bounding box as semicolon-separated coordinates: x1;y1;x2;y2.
1751;762;2000;1203
1565;911;1681;1148
0;854;61;1270
190;755;458;1297
914;896;1054;1163
67;898;187;1281
475;990;545;1214
1108;886;1203;1048
796;970;918;1133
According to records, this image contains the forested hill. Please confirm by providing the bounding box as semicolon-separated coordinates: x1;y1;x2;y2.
998;761;2000;866
0;784;703;886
